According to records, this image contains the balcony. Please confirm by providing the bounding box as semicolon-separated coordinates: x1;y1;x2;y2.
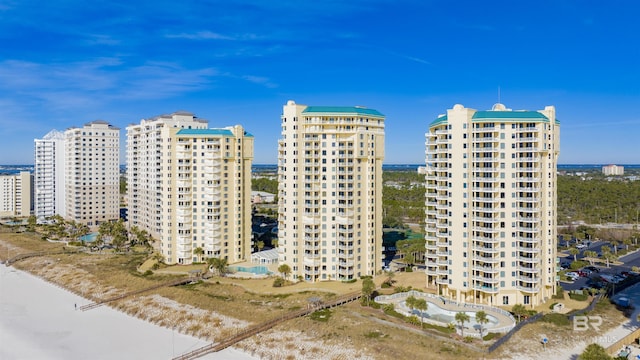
472;284;499;293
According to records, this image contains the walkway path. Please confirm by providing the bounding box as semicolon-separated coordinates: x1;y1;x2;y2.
172;291;362;360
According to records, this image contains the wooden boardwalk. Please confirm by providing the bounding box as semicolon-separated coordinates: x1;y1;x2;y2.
79;276;200;311
171;291;362;360
4;249;82;266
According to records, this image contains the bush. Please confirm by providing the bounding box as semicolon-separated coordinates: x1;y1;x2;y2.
569;292;589;301
142;270;153;276
381;282;392;288
310;309;332;322
553;286;565;299
342;278;357;284
549;302;558;310
542;313;570;326
407;315;421;325
273;277;285;287
463;336;474;343
483;332;500;341
570;260;589;270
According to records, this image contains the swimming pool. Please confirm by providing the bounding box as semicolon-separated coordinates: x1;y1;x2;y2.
79;232;98;242
228;265;272;275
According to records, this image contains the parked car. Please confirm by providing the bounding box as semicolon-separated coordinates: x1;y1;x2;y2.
566;272;580;280
576;243;587;249
581;269;593;276
584;266;600;273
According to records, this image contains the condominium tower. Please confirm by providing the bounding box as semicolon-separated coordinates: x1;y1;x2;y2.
425;103;559;307
34;129;66;219
126;112;254;265
277;100;385;282
0;171;33;217
64;121;120;226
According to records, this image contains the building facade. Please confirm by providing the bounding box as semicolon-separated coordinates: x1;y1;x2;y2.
126;112;254;265
602;164;624;176
425;103;560;307
0;171;33;217
34;129;66;219
277;100;385;282
64;121;120;226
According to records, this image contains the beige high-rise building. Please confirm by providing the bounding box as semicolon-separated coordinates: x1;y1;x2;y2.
425;103;560;307
0;171;33;217
126;112;254;265
602;164;624;176
277;100;385;282
64;121;120;226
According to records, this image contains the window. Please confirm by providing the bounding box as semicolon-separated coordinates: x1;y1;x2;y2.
503;296;509;305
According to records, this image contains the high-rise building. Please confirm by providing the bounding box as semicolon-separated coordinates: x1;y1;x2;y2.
602;164;624;176
64;121;120;226
34;130;66;219
126;112;254;265
425;103;560;307
0;171;33;217
277;100;385;282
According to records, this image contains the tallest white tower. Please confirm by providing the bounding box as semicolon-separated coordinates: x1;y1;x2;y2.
277;100;385;282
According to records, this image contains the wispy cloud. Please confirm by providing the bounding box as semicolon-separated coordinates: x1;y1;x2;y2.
165;31;258;41
0;58;221;111
241;75;277;88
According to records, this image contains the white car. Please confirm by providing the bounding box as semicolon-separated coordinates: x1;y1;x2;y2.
566;272;580;280
576;244;587;249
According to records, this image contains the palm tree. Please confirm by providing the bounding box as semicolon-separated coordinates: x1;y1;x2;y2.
207;257;228;276
476;310;488;339
256;240;265;252
455;312;470;338
569;247;580;262
512;304;527;322
193;247;204;262
277;264;291;280
583;250;597;265
406;295;417;316
414;298;428;328
361;277;375;306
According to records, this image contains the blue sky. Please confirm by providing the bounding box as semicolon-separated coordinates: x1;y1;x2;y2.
1;0;639;165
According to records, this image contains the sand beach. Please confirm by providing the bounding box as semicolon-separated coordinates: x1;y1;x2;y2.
0;265;257;360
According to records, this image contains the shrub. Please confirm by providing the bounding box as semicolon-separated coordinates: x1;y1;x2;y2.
342;278;357;284
541;313;570;326
463;336;474;343
483;332;500;341
273;277;285;287
142;270;153;276
569;292;589;301
407;315;421;326
310;309;332;322
381;282;391;288
553;285;565;299
549;302;558;310
570;260;589;270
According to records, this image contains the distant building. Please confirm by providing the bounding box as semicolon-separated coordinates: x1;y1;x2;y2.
126;112;254;265
277;100;385;282
0;171;33;217
425;103;559;307
602;164;624;176
34;130;66;219
417;166;427;174
252;191;276;204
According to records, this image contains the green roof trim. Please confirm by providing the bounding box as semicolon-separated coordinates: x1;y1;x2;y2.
244;131;254;137
429;115;448;127
302;106;384;117
176;129;234;136
472;111;549;121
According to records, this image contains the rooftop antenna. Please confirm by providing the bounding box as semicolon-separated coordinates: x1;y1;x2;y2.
498;86;501;104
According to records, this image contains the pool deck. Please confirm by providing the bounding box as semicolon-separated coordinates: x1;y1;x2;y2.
375;290;516;337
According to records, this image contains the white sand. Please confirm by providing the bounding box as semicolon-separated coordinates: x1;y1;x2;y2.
0;265;258;360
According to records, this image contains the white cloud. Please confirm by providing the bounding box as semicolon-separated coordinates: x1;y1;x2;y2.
165;31;258;41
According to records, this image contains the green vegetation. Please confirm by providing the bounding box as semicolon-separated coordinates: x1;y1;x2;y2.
382;171;425;228
569;292;589;301
310;308;332;322
541;313;570;326
455;312;470;337
251;178;278;195
578;343;612;360
558;176;640;224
